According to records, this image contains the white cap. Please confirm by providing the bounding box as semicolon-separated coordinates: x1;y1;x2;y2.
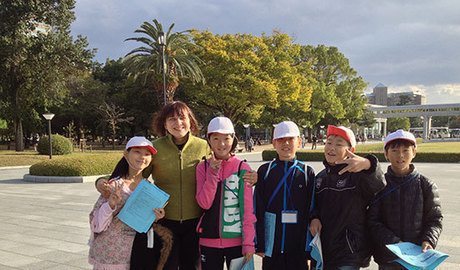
207;116;235;135
384;129;416;148
126;136;157;155
327;125;357;148
273;121;300;140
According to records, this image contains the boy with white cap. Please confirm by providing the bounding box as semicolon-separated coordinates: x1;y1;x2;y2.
254;121;316;269
368;130;442;270
309;125;386;270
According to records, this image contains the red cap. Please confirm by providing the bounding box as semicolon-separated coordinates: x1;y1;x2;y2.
327;125;357;147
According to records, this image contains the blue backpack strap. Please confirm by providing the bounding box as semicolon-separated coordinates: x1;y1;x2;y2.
264;158;276;181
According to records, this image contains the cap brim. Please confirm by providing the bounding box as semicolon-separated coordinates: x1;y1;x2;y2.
384;138;416;148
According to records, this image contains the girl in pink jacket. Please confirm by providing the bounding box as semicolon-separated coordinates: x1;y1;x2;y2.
196;116;256;270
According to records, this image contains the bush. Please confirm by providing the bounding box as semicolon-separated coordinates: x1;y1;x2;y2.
262;150;460;163
37;134;73;155
29;153;122;176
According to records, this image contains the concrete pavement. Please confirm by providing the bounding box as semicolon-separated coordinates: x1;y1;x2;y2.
0;153;458;269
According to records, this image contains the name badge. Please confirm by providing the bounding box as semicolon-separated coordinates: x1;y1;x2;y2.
281;210;297;224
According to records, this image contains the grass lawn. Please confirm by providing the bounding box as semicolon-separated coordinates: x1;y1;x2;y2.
0;150;123;167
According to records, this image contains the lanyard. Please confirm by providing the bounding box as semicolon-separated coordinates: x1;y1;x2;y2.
267;160;298;209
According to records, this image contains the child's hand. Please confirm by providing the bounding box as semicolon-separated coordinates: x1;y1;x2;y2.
310;218;322;236
243;252;254;263
108;181;123;210
243;170;258;186
96;178;111;199
255;252;265;258
153;208;165;222
336;149;371;175
209;152;222;171
422;241;433;252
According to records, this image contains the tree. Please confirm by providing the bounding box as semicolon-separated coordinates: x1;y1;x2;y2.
387;117;410;132
182;31;312;128
99;102;133;150
0;0;94;151
298;45;368;130
123;19;204;105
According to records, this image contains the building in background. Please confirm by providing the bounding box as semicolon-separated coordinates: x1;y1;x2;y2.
367;83;426;106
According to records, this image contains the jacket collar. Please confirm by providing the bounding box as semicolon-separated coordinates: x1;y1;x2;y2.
386;164;418;180
166;132;192;150
322;159;347;174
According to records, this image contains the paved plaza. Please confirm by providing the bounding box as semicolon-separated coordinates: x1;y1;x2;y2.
0;152;459;269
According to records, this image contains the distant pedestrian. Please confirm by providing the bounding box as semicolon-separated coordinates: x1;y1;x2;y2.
311;135;317;150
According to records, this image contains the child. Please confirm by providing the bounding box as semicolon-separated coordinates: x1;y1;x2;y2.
88;136;165;270
368;129;443;270
195;116;256;270
309;125;386;270
254;121;316;270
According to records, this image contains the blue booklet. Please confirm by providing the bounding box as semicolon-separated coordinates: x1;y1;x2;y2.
386;242;449;270
229;256;255;270
309;233;323;270
264;212;276;257
118;179;170;233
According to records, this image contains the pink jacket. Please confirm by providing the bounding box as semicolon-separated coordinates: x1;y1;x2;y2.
196;155;256;254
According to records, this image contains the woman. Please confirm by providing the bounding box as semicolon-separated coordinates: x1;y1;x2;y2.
130;101;257;270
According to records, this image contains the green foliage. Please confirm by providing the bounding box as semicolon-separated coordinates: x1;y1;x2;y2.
262;150;460;163
29;152;121;176
0;0;94;151
387;117;410;132
183;30;312;127
37;134;73;155
299;45;368;129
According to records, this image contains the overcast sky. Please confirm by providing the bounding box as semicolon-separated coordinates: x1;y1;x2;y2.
71;0;460;104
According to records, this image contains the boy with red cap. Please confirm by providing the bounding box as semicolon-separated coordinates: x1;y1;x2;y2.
309;125;386;270
367;130;442;270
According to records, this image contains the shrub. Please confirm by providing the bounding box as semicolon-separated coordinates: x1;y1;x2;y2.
262;150;460;163
37;134;73;155
29;153;122;176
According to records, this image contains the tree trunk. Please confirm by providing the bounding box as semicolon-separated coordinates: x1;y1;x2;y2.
14;117;24;152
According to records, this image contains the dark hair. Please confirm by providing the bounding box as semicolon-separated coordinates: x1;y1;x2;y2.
109;157;130;179
384;139;416;152
152;101;200;136
207;133;239;154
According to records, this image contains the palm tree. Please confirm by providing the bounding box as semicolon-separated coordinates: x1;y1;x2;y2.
123;19;204;105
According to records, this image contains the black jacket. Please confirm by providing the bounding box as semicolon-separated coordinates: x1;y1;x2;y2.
254;159;316;256
367;165;443;265
312;154;385;269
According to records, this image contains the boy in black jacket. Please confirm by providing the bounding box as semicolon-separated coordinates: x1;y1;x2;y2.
254;121;316;270
309;125;386;270
368;130;443;270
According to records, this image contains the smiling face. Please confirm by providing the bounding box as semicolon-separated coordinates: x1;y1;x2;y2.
208;132;234;160
324;135;354;165
385;144;416;176
124;147;153;174
272;136;301;161
164;111;191;143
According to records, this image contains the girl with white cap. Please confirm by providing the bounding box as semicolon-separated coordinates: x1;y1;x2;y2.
195;116;256;270
88;136;165;270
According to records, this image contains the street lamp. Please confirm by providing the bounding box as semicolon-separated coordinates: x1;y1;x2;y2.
158;31;167;106
42;113;55;159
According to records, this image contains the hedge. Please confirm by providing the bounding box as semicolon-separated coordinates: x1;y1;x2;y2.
262;150;460;163
29;153;122;176
37;134;73;155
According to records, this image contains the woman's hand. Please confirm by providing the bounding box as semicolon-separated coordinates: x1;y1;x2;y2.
255;252;265;258
154;208;165;222
243;170;258;186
